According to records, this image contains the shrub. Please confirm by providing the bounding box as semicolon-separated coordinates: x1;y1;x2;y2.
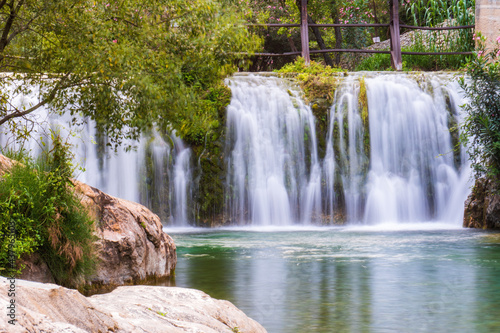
459;34;500;182
0;135;96;285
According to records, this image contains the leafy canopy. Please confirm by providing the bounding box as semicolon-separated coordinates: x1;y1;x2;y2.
0;0;261;147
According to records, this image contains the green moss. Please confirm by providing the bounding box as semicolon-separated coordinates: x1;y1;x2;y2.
358;77;371;159
276;58;345;159
276;57;345;76
443;90;461;169
189;83;232;226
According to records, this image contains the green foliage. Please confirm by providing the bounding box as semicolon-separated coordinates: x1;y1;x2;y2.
355;53;392;71
178;84;232;145
0;0;261;148
278;56;343;75
402;0;474;68
459;35;500;181
355;44;470;71
403;0;474;28
244;0;389;69
0;135;96;285
277;57;343;104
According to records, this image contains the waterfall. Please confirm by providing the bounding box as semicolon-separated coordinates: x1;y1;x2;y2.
363;74;469;224
225;74;322;225
323;76;369;223
1;73;471;227
225;73;470;226
322;73;470;225
0;97;191;226
75;130;191;226
171;136;192;226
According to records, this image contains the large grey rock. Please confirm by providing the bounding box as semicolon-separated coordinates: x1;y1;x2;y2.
0;278;267;333
73;179;176;288
464;177;500;229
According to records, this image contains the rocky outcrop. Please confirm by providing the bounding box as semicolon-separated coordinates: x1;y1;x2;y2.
0;154;14;174
73;179;176;289
463;177;500;229
0;278;267;333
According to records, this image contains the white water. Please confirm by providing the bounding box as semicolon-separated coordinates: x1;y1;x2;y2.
0;90;192;226
323;76;369;223
362;74;470;224
225;75;322;225
226;73;471;226
171;136;191;226
1;73;472;227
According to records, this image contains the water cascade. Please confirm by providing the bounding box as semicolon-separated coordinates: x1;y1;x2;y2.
0;98;192;226
171;136;192;226
225;75;322;225
0;73;471;226
225;73;470;226
361;75;468;224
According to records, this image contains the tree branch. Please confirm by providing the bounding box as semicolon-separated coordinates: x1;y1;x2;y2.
0;0;25;55
307;15;334;67
0;72;70;126
0;0;8;11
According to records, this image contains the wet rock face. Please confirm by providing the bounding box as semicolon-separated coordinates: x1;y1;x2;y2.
73;180;177;287
0;278;267;333
464;177;500;229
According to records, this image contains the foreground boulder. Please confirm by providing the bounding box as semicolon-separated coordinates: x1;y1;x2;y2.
0;278;266;333
73;179;176;289
464;177;500;229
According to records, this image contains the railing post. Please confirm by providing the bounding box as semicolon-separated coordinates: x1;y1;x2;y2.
389;0;402;70
300;0;310;65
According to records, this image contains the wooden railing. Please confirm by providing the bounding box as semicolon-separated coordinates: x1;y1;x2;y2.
246;0;475;70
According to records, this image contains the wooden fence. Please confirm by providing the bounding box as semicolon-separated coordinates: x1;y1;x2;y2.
247;0;475;70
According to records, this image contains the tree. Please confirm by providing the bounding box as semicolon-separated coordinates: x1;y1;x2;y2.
0;0;261;147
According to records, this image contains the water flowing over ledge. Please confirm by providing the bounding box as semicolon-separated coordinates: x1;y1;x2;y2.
0;72;472;227
224;72;471;226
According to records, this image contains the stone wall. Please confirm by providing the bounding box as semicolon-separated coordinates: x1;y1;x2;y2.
476;0;500;52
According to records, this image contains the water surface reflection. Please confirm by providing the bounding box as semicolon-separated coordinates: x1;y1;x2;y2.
167;227;500;333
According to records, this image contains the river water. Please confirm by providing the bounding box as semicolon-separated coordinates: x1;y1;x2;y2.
166;225;500;333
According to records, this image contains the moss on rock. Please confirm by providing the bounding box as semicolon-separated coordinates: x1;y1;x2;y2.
277;58;345;160
189;84;232;226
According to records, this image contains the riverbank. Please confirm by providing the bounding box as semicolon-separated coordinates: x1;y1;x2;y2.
0;277;266;332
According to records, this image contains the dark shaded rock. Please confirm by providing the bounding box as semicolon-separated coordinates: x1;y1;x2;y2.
18;253;55;284
464;177;500;229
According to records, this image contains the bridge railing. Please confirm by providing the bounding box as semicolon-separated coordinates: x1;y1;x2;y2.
245;0;475;71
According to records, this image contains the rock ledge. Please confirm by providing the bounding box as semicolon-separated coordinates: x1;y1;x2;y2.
0;278;267;333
